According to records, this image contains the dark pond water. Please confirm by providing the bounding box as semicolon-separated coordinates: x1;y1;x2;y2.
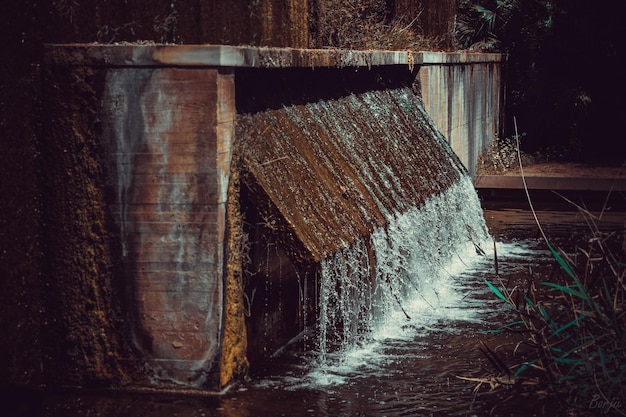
9;205;626;417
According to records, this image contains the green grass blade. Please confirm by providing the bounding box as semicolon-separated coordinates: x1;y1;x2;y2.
487;320;525;333
552;312;590;336
548;245;578;280
484;279;508;302
513;359;539;377
541;281;588;300
504;320;525;328
553;357;583;365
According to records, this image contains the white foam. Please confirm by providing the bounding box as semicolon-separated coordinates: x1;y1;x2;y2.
309;176;492;387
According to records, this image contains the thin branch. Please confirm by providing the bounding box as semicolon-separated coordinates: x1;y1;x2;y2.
514;116;549;246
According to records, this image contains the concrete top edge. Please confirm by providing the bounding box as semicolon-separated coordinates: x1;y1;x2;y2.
44;44;503;68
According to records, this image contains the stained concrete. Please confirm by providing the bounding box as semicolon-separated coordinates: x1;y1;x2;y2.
46;44;501;70
48;44;504;181
417;54;504;178
99;68;231;387
40;44;504;391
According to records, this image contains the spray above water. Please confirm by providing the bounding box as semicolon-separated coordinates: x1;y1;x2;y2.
314;176;490;381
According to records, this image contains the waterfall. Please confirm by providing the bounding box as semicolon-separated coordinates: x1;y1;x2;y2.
237;67;491;373
317;177;490;366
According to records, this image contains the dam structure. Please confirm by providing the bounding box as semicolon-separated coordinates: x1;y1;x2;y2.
41;45;503;392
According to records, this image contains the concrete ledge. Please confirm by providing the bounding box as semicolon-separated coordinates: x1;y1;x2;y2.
420;51;503;64
475;175;626;192
44;44;502;68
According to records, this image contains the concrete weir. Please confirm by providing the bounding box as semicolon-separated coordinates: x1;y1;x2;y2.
41;45;502;391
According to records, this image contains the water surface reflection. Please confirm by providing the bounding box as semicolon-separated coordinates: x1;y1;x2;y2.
19;208;626;417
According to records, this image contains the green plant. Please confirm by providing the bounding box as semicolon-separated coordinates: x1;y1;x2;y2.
476;125;545;175
472;121;626;415
456;0;519;51
481;229;626;413
477;134;524;174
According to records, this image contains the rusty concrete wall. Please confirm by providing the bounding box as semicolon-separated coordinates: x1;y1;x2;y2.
39;45;503;391
46;45;503;184
418;55;504;178
41;64;245;390
39;65;137;388
98;67;238;388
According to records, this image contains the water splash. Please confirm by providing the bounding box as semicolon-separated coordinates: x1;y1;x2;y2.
237;71;492;381
315;176;490;378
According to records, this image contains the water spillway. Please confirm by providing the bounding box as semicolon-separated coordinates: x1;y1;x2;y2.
41;45;501;392
236;66;465;262
235;66;489;364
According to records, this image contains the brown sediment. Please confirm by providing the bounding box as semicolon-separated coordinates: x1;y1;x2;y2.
235;67;464;263
219;160;250;388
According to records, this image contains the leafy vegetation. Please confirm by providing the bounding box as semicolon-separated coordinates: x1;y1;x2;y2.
479;227;626;415
477;132;529;175
455;0;601;163
471;129;626;415
455;0;518;51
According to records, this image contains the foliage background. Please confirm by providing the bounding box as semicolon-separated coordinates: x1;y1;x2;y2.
457;0;618;164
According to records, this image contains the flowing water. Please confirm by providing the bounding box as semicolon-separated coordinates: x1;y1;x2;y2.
315;177;490;368
29;190;625;416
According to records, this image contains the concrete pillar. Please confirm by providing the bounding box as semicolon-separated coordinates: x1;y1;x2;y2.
417;54;504;178
98;66;239;388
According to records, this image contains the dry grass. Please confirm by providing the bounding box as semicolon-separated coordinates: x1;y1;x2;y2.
311;0;444;50
477;134;540;175
474;219;626;415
